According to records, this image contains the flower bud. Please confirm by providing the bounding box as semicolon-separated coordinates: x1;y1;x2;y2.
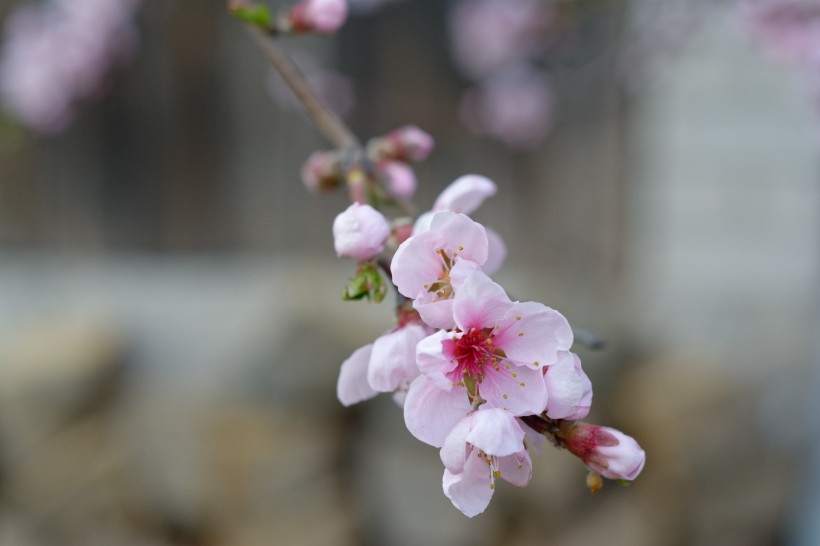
376;160;417;199
383;125;435;161
286;0;348;35
333;202;391;260
301;150;341;193
558;422;645;481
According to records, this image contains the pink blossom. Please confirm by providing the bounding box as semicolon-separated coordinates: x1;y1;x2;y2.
391;212;489;329
337;323;429;407
544;351;592;421
376;160;417;199
332;203;391;260
0;0;140;133
559;423;646;481
301;150;341;193
404;270;573;446
440;409;532;517
414;176;507;275
381;125;435;162
743;0;820;65
449;0;553;79
288;0;349;34
460;65;553;150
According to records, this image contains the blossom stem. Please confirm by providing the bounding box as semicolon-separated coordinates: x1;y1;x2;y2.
245;25;361;151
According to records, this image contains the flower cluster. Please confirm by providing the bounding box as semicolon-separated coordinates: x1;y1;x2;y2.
334;175;645;516
303;125;434;199
0;0;140;133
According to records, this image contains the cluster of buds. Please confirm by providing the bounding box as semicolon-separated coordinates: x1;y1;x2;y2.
0;0;141;133
301;125;434;201
334;174;645;516
230;0;348;36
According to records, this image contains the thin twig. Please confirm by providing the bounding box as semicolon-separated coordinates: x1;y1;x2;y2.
246;25;361;151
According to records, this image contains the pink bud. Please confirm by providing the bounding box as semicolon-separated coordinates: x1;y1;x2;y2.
376;160;417;199
384;125;435;161
288;0;348;34
301;150;341;193
333;202;391;260
560;423;645;481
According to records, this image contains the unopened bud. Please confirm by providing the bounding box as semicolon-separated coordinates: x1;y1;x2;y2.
376;160;417;200
558;422;645;481
371;125;435;162
301;150;341;193
333;202;391;260
286;0;348;35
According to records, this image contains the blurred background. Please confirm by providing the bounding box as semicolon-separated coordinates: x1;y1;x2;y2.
0;0;818;544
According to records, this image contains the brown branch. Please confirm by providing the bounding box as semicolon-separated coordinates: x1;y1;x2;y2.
245;25;361;151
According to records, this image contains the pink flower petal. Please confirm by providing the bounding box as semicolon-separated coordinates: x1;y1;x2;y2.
466;408;525;457
544;351;592;420
442;451;494;517
429;212;489;266
416;329;458;390
483;226;507;275
494;301;573;369
404;376;472;447
440;414;473;472
337;344;378;406
452;269;512;331
497;449;532;487
414;298;456;330
367;324;426;392
391;229;446;299
433;174;497;214
479;364;547;416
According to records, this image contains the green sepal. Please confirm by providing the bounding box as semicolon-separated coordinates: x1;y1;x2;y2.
341;262;386;303
617;479;631;487
231;4;273;27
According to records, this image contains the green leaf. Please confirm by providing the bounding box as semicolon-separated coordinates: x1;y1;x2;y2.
231;4;272;27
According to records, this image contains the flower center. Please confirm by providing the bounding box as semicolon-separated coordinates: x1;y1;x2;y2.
424;248;459;302
447;327;506;387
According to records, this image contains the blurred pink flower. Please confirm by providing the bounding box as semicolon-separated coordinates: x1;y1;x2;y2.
288;0;349;34
743;0;820;65
449;0;554;79
376;159;417;199
300;150;341;193
0;0;140;133
460;65;554;150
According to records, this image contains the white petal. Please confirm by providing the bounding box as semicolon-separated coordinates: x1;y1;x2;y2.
433;174;497;215
442;451;495;517
367;325;426;392
404;376;472;447
466;408;525;457
440;414;474;472
337;344;378;406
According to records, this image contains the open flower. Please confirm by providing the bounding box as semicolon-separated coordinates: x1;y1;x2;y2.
414;176;507;274
333;202;391;260
404;269;573;446
558;422;646;481
440;409;532;517
391;212;489;329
